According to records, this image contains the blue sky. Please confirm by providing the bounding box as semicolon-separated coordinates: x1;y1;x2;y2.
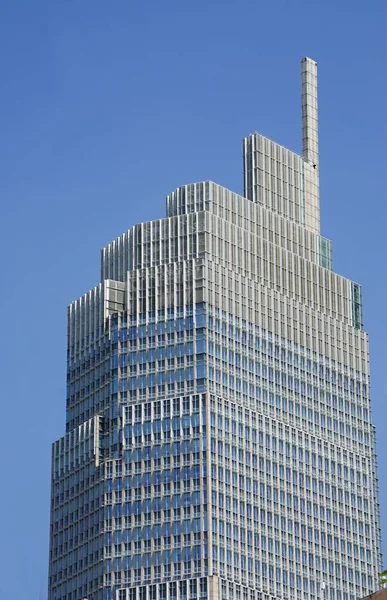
0;0;386;598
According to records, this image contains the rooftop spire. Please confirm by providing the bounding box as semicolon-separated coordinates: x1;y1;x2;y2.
301;57;319;168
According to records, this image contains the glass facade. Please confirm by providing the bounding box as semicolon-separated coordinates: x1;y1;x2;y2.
48;58;382;600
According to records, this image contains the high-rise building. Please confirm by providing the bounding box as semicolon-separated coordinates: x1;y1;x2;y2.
48;58;383;600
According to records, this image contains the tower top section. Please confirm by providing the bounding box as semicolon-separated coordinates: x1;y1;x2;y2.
243;56;320;234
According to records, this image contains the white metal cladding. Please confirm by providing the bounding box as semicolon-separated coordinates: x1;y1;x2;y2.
99;180;358;328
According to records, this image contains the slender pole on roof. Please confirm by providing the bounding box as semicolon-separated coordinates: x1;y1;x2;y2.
301;57;319;168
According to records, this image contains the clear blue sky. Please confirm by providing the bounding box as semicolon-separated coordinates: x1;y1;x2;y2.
0;1;386;598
